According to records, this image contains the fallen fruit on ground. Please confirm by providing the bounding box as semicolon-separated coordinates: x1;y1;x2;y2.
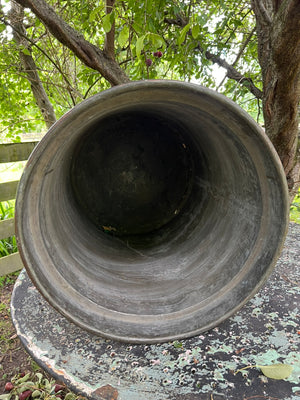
19;390;32;400
54;384;65;393
5;382;14;391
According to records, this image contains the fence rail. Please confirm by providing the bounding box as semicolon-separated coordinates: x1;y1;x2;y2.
0;141;38;276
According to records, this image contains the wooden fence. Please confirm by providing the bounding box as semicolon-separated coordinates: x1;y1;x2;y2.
0;141;38;276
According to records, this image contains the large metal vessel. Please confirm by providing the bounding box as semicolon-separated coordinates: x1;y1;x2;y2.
15;80;289;343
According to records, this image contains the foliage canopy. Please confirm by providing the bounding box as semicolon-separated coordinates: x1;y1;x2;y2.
0;0;262;139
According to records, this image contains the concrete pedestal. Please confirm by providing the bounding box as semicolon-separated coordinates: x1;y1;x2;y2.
11;223;300;400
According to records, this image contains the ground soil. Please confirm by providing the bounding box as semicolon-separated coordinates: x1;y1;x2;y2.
0;275;45;394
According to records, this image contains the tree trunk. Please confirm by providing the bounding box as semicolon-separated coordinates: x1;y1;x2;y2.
9;0;57;128
252;0;300;200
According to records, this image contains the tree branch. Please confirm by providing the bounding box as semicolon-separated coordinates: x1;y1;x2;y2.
252;0;272;25
232;26;256;67
217;26;257;90
1;12;82;105
103;0;115;60
165;14;263;100
9;0;56;128
196;45;263;100
14;0;130;86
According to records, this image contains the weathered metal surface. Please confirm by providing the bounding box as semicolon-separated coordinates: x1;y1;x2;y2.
15;80;289;342
11;223;300;400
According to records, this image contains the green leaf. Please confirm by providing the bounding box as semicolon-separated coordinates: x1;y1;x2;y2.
21;48;31;56
135;35;145;57
31;390;41;398
148;33;164;48
20;382;36;390
102;14;112;33
118;25;129;48
35;373;43;383
89;7;99;23
87;74;94;86
0;395;11;400
64;393;76;400
191;24;200;39
173;340;183;348
177;23;191;45
15;373;31;384
197;14;208;25
258;364;293;380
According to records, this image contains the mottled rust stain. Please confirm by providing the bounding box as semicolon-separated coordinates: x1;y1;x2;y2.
44;362;65;377
92;384;118;400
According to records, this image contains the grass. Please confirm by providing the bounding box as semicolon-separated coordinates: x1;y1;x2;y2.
0;304;13;353
0;274;17;349
290;190;300;224
0;272;19;288
0;162;23;258
0;201;18;257
0;275;83;398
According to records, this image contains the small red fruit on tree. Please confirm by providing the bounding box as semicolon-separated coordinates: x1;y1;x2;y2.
145;58;152;67
153;51;163;58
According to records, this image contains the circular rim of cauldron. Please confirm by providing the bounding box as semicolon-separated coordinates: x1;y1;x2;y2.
15;80;289;343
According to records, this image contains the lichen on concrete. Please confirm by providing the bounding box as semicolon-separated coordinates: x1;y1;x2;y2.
11;223;300;400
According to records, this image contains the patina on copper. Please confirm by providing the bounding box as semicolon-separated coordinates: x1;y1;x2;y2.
15;80;289;343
